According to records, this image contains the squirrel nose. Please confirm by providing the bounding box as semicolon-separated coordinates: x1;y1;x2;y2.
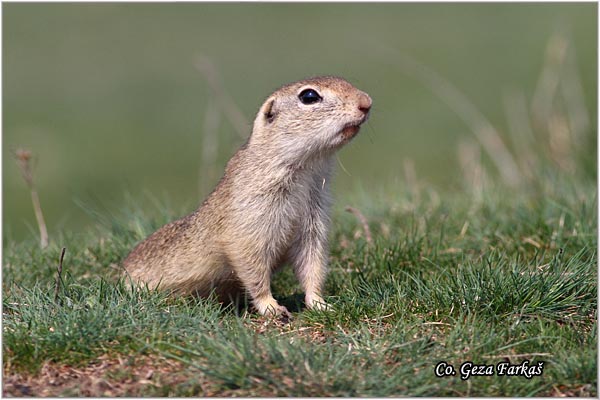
358;93;372;114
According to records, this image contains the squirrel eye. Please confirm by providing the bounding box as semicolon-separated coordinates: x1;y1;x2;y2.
298;88;322;105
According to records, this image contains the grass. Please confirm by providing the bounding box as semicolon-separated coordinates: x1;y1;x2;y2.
2;5;596;395
3;173;596;396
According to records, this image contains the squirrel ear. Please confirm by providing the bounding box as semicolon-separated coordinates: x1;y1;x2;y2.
263;99;276;123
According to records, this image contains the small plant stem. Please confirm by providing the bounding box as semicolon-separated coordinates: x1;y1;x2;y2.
54;247;66;302
30;187;48;248
194;55;249;139
345;206;373;245
13;149;49;249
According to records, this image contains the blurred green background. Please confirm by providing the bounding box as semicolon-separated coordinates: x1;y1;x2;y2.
3;3;597;242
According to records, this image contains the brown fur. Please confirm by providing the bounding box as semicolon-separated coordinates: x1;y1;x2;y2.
123;76;372;316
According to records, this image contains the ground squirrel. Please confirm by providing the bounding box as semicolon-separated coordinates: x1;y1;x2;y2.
123;76;372;317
